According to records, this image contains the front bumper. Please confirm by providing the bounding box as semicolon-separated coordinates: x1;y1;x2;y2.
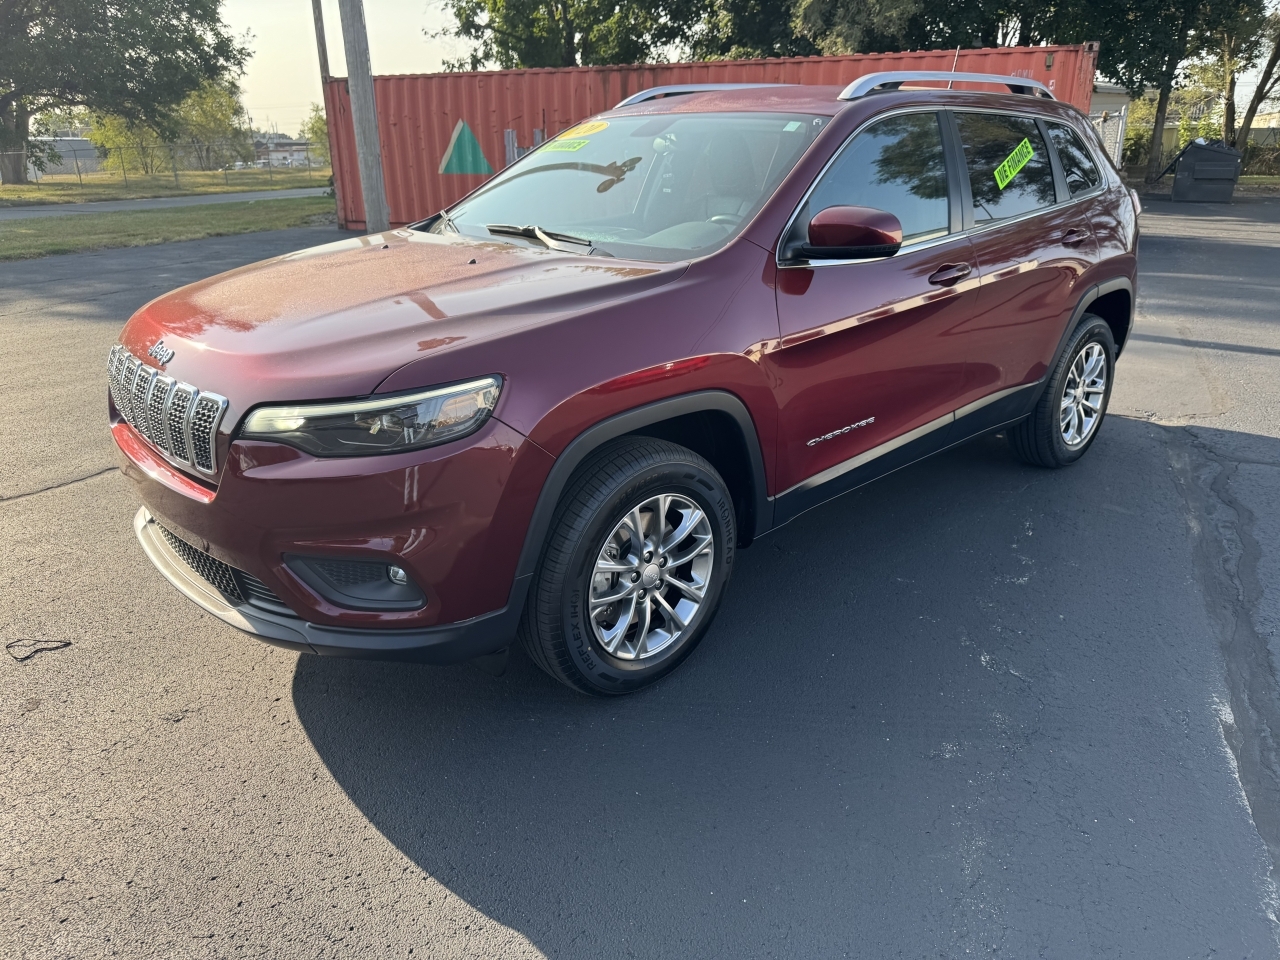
134;507;527;662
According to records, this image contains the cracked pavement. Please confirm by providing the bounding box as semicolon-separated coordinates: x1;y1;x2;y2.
3;204;1280;958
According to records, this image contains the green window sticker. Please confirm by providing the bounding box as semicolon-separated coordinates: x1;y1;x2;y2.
543;139;589;153
783;121;802;132
994;137;1034;189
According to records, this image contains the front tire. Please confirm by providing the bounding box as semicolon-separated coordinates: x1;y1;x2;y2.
519;437;736;696
1009;315;1115;468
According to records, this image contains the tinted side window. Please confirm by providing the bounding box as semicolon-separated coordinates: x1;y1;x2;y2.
802;112;949;245
955;113;1056;223
1046;122;1102;196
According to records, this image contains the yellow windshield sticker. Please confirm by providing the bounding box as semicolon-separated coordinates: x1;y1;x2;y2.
559;120;609;139
994;137;1034;189
543;139;590;152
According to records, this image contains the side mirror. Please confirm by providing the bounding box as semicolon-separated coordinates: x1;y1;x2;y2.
803;205;903;260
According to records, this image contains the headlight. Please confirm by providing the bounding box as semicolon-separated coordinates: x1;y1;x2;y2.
241;377;502;457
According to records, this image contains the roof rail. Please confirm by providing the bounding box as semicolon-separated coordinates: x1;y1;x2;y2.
614;83;788;109
838;71;1054;101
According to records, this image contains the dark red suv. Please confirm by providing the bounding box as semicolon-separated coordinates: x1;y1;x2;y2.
109;72;1137;695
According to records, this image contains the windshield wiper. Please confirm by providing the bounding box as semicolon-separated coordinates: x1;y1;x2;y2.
486;224;609;256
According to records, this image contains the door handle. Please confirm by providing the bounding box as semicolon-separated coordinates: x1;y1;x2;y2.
1062;228;1088;247
927;262;972;287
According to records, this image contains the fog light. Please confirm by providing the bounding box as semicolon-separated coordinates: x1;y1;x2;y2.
387;565;408;585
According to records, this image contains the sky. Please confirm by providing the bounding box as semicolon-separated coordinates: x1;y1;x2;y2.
221;0;467;135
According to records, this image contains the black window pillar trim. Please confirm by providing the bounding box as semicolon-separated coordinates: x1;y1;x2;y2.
939;110;972;234
1037;116;1071;204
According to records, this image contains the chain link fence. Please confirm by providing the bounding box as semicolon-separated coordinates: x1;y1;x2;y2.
1090;107;1127;168
2;140;330;189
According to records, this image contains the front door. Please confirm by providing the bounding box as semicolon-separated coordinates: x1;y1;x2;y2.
763;111;978;513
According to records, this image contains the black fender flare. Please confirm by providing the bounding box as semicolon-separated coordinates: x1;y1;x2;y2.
501;390;772;623
1051;276;1134;367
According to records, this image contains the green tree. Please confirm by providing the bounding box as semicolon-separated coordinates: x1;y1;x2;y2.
86;80;252;174
87;114;166;174
172;79;252;169
791;0;920;55
299;103;330;165
0;0;247;184
437;0;704;68
1053;0;1232;181
1233;11;1280;149
1193;0;1269;145
691;0;819;60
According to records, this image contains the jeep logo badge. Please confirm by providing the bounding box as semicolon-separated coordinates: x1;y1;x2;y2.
147;340;175;365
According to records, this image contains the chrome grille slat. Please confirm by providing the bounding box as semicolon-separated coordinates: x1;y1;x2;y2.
189;395;226;473
167;385;194;461
130;365;156;439
120;356;141;425
107;345;229;476
107;346;126;417
147;375;175;451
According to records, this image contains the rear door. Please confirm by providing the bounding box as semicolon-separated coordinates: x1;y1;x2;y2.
766;110;979;502
1044;119;1124;271
947;111;1099;414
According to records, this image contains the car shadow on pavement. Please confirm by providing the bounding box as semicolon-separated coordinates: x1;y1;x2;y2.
290;416;1278;957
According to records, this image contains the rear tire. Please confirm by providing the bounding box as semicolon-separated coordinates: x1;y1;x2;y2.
519;437;735;696
1009;315;1115;468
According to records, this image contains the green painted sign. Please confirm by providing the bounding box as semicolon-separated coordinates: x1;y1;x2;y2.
994;137;1034;189
439;120;493;175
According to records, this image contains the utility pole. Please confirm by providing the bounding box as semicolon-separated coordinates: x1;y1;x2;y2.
336;0;391;234
310;0;330;80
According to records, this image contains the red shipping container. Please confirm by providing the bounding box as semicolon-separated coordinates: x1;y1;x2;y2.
322;44;1099;231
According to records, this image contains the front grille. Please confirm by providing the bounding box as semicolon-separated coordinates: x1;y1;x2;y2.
156;522;294;615
109;344;228;475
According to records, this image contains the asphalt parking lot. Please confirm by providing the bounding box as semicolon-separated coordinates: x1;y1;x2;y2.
4;201;1280;958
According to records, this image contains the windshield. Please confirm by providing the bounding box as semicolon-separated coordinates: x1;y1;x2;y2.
425;112;826;262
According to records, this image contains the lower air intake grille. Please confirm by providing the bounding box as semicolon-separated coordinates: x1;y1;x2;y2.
156;522;293;615
311;559;387;587
239;572;293;612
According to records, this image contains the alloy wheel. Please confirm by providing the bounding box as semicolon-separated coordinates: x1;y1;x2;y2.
1059;342;1107;447
588;493;715;661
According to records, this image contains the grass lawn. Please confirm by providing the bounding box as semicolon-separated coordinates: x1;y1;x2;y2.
0;196;338;261
0;167;332;206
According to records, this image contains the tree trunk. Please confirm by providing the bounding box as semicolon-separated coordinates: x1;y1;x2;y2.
1235;29;1280;152
561;4;576;67
1224;70;1236;146
0;101;30;185
1144;83;1174;183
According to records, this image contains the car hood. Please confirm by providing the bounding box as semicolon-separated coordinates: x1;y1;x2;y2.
118;229;686;412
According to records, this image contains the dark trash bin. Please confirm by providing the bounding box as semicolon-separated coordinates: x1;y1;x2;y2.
1169;140;1243;202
